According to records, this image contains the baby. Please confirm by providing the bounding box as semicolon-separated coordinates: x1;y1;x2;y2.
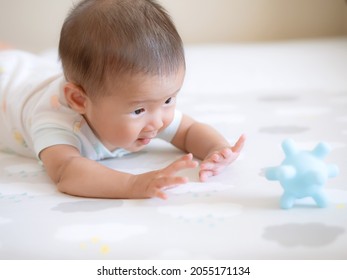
0;0;245;199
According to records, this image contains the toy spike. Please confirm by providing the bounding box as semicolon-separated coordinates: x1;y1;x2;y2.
265;167;280;181
282;139;297;157
327;164;339;178
312;142;330;159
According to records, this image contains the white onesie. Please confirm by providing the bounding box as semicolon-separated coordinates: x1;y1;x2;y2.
0;50;182;160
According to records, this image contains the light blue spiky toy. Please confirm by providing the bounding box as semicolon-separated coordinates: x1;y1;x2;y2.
265;139;339;209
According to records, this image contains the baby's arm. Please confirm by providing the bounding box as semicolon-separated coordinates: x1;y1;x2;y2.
40;145;197;199
171;114;245;181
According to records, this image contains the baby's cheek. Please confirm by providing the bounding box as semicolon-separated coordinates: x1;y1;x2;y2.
124;124;141;140
164;109;175;126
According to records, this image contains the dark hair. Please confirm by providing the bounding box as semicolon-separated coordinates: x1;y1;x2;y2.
59;0;185;99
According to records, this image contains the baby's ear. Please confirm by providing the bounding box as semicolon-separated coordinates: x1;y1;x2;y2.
64;82;88;114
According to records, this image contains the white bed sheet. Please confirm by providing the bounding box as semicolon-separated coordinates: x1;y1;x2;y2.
1;37;347;259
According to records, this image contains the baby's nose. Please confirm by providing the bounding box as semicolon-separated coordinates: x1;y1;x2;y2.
149;117;164;130
146;111;164;131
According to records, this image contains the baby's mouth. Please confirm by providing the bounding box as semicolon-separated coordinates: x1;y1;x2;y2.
136;132;157;145
136;137;152;145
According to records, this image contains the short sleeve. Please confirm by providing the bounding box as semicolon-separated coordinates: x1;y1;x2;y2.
33;128;81;158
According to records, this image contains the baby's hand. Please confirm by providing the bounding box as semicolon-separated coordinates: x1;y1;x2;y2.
199;134;246;182
132;153;198;199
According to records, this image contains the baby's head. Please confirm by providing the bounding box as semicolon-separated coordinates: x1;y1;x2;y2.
59;0;185;99
58;0;185;152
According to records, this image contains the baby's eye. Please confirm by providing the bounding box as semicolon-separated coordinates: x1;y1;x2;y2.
131;108;145;116
164;97;175;105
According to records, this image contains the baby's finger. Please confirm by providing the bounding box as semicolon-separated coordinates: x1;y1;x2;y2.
153;189;168;200
211;153;222;162
163;153;198;175
200;161;215;170
201;150;226;168
231;134;246;153
199;170;214;182
155;175;188;188
203;152;222;165
150;176;189;199
220;148;232;159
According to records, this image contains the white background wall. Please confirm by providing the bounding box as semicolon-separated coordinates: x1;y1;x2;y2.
162;0;347;43
1;0;347;53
